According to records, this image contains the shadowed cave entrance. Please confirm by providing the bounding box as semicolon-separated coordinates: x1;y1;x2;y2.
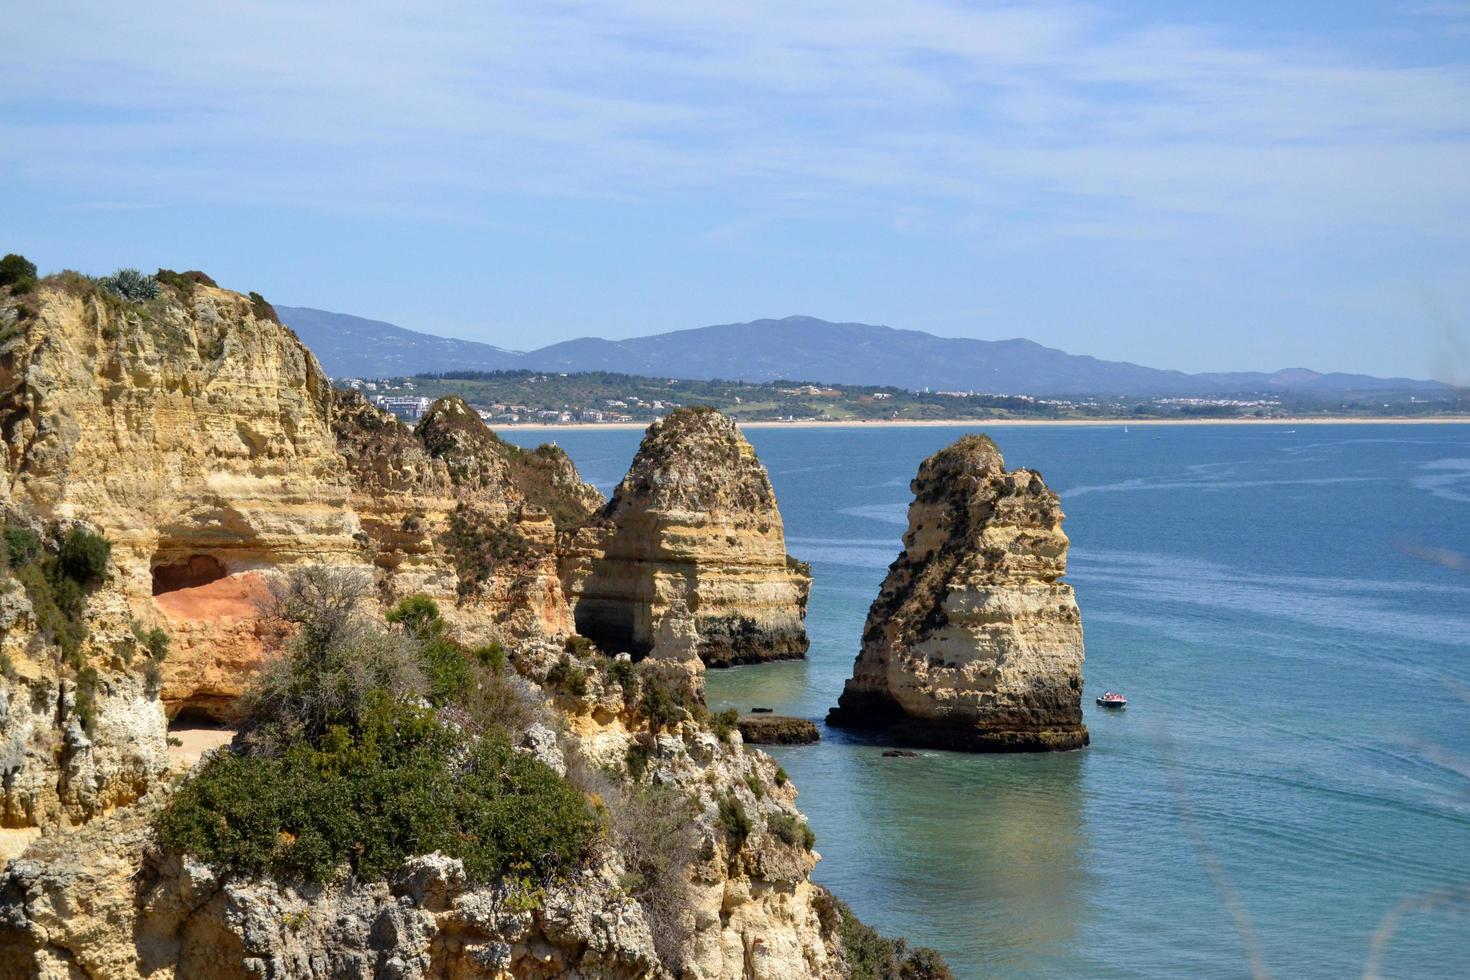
152;554;228;595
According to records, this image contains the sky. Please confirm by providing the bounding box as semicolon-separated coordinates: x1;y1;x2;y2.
3;1;1469;379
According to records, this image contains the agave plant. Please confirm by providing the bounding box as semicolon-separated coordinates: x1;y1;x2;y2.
97;267;160;302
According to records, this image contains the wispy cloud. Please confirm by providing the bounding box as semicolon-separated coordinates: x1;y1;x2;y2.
2;0;1467;243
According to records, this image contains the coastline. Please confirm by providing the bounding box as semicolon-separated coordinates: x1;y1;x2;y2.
490;415;1470;432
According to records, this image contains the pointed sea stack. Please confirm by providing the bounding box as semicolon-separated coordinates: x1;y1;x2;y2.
565;407;810;666
827;434;1087;751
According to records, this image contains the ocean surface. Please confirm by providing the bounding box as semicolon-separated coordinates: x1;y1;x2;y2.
500;423;1470;979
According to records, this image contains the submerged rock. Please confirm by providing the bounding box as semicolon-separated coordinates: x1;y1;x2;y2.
826;435;1088;752
564;408;810;666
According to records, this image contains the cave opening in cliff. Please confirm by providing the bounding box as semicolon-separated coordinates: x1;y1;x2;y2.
151;554;228;595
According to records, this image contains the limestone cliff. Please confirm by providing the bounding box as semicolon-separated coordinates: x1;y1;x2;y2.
0;274;366;725
827;435;1087;751
565;408;810;667
332;393;601;643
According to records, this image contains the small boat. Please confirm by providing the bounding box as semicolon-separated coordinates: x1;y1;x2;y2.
1096;691;1128;708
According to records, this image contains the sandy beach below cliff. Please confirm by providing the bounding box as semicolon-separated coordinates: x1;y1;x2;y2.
491;415;1470;432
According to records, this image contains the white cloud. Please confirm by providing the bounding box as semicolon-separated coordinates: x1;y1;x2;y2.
1;0;1468;243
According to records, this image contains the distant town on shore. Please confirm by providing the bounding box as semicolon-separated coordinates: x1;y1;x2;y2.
338;369;1466;426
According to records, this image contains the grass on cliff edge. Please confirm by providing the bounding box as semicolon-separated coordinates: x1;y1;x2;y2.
157;574;598;885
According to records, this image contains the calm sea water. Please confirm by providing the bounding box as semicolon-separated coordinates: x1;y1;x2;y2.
501;423;1470;979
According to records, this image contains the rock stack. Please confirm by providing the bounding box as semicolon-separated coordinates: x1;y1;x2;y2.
564;407;810;666
827;434;1087;751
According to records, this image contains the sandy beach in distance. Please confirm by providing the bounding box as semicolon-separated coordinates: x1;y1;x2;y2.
491;415;1470;432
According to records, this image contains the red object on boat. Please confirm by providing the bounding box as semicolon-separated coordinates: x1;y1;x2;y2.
1096;691;1128;707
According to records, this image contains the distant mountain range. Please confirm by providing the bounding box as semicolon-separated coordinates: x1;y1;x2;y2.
278;307;1446;398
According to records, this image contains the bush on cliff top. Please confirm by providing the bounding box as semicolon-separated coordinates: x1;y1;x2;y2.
0;253;37;291
158;695;594;884
97;268;160;302
161;570;598;885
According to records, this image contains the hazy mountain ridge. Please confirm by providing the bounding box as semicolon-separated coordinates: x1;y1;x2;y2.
281;308;1446;397
277;306;522;377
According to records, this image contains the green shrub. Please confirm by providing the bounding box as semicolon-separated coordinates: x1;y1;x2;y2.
58;527;111;585
154;268;216;300
133;623;169;662
16;561;86;664
74;666;100;735
386;593;444;637
602;657;635;693
711;708;740;742
97;268;160;302
473;642;506;673
417;635;472;705
716;794;750;846
625;735;653;780
3;526;41;567
445;509;531;597
563;634;594;656
0;254;37;290
766;812;815;850
546;655;588;698
248;291;280;324
637;677;687;731
158;698;597;885
744;772;764;799
834;897;954;980
774;766;789;787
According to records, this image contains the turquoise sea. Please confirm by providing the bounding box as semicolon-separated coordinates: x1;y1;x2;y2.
502;423;1470;979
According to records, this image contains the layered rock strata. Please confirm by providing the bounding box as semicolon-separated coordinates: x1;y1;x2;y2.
333;393;601;644
565;408;810;666
826;435;1087;751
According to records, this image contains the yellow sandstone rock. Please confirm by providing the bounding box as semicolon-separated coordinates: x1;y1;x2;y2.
564;408;810;667
828;434;1088;751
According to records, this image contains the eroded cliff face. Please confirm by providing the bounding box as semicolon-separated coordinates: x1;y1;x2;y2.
333;393;601;644
0;571;167;829
0;277;367;722
565;408;810;667
827;435;1087;751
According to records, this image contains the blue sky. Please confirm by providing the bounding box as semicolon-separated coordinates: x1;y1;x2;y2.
3;1;1468;378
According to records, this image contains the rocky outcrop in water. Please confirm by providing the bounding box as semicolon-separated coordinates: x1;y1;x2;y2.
826;435;1087;752
564;408;810;667
737;715;820;745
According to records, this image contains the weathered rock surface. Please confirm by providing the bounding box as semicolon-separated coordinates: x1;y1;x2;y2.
0;798;662;979
827;434;1087;752
333;393;601;644
737;716;820;745
564;408;810;667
